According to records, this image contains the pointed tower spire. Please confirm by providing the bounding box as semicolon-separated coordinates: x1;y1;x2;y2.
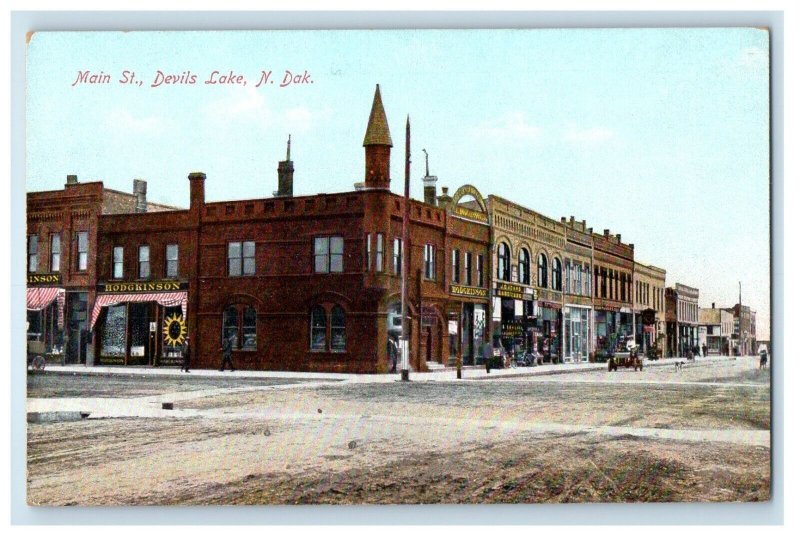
363;84;392;189
286;134;291;161
363;84;393;147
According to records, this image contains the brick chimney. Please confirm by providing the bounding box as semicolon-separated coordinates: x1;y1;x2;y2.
188;171;206;211
362;84;392;190
133;179;147;213
275;135;294;197
66;174;78;185
421;149;437;205
437;186;452;208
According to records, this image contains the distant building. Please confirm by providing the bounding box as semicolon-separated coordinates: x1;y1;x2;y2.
726;304;757;355
633;261;667;357
665;283;699;357
699;304;734;356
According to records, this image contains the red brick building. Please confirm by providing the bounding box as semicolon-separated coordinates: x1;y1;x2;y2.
591;229;635;358
31;85;491;372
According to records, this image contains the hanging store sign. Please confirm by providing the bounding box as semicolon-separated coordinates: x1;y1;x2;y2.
98;280;188;293
494;282;535;301
450;284;489;299
421;305;438;327
163;313;187;346
27;273;62;285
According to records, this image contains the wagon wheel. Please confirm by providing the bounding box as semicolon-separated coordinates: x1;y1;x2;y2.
32;355;46;371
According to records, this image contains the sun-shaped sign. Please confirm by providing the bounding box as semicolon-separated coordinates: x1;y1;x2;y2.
162;313;187;346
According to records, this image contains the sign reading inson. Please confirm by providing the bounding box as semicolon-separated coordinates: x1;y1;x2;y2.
27;273;62;285
98;280;188;293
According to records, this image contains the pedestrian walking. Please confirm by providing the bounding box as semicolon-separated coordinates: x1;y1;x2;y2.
483;341;493;373
220;335;235;372
181;336;191;373
387;335;398;373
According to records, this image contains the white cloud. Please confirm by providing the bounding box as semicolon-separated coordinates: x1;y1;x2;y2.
105;109;165;134
562;122;614;143
202;86;272;126
473;112;542;142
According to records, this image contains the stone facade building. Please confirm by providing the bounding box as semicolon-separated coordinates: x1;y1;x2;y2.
633;261;667;357
665;283;700;357
560;216;594;363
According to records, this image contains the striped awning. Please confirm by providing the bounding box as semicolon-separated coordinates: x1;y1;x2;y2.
26;287;65;328
90;291;187;330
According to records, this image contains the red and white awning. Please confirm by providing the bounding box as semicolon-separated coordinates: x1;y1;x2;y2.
26;287;65;328
90;291;187;330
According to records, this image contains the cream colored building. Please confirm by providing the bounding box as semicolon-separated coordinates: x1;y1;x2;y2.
633;261;667;356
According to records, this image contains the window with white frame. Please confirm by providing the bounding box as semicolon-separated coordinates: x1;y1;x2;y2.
50;234;61;272
27;235;38;273
424;244;436;280
314;236;344;273
113;246;124;279
166;244;179;278
138;245;150;279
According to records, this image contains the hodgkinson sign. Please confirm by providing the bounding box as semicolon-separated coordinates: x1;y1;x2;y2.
27;273;63;285
98;280;188;293
450;284;489;299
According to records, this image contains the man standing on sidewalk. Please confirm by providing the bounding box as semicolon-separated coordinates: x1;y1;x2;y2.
220;335;235;372
181;336;191;373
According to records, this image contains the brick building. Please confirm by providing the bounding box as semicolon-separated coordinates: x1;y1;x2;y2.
699;304;734;356
591;230;635;359
40;85;491;372
26;176;176;365
633;261;667;357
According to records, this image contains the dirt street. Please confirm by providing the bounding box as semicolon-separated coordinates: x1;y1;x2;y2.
26;357;771;505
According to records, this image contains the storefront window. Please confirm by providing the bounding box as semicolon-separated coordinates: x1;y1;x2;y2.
242;306;257;350
223;305;239;349
311;306;327;350
101;305;127;357
331;305;346;352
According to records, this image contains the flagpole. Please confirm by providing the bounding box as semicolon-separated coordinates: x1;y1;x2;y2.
400;115;411;381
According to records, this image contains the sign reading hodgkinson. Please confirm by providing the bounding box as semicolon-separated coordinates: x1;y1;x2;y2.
98;280;188;293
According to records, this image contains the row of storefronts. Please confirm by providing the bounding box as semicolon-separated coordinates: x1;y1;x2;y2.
26;85;754;371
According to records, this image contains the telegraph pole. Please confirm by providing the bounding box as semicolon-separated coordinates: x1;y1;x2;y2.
400;115;411;381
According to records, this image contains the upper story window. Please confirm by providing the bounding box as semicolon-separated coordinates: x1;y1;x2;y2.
76;231;89;272
392;238;402;275
465;252;473;286
365;234;372;271
138;245;150;279
27;234;38;273
538;253;549;289
576;264;583;296
518;248;530;285
376;233;384;272
50;234;61;272
565;260;572;293
477;254;485;287
424;244;436;280
166;244;179;278
584;266;591;297
497;242;511;282
228;241;256;276
451;249;461;283
552;257;562;291
113;246;124;279
314;236;344;273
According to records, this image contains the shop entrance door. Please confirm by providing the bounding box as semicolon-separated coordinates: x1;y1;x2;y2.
128;302;152;366
65;292;87;364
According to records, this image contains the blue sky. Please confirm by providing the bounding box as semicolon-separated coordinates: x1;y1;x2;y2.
26;29;770;337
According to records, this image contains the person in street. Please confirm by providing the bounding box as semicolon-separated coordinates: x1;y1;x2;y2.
387;335;398;373
181;336;191;373
483;341;493;373
220;334;235;372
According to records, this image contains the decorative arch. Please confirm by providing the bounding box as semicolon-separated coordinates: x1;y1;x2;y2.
303;290;354;311
448;184;489;223
222;292;263;309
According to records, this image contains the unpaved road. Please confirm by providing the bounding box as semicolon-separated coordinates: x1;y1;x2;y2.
26;357;771;505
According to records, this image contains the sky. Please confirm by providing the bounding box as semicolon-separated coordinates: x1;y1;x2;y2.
25;29;771;338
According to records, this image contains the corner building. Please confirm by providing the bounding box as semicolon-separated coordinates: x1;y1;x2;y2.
85;85;491;372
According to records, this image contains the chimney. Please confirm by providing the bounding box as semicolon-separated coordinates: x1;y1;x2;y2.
133;179;147;213
362;84;393;190
421;149;438;205
560;217;566;223
275;135;294;197
616;234;621;242
712;302;715;309
188;171;206;212
66;174;78;185
604;229;610;237
437;186;452;208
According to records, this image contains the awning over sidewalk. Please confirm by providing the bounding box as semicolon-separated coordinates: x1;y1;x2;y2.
26;287;65;328
90;291;187;330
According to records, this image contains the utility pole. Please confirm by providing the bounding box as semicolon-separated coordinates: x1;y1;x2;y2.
400;115;411;381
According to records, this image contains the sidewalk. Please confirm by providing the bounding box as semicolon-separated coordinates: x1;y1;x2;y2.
34;355;738;384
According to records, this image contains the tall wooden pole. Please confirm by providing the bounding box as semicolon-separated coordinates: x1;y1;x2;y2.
400;115;411;381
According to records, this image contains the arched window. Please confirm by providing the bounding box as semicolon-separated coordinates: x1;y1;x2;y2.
518;248;530;285
552;257;562;291
537;253;548;288
310;304;347;352
497;242;511;281
310;306;327;351
331;305;346;352
222;304;258;350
